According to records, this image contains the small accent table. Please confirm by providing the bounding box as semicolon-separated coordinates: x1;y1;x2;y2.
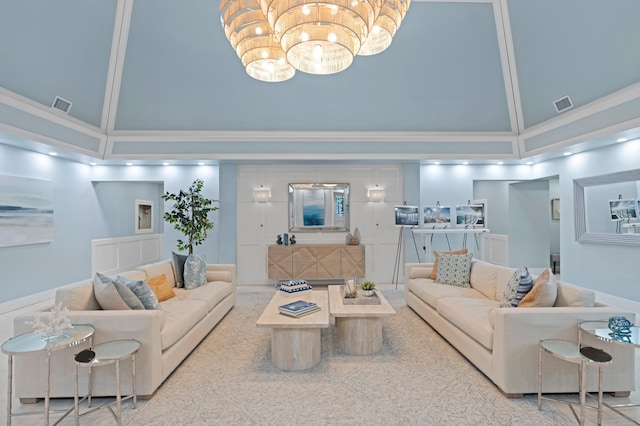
256;291;329;370
73;339;140;426
327;285;396;355
580;321;640;425
538;339;612;425
1;324;95;426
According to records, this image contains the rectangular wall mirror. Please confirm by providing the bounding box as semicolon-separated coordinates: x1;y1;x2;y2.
289;183;349;232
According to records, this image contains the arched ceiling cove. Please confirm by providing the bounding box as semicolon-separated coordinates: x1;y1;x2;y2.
1;0;639;163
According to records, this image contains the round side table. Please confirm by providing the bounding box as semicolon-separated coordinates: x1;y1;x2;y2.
538;339;612;425
1;324;94;426
73;339;140;426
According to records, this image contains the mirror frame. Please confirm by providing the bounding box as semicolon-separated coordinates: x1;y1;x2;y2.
288;183;350;232
574;169;640;246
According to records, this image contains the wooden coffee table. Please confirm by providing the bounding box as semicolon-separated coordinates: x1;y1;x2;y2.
328;285;396;355
256;291;329;370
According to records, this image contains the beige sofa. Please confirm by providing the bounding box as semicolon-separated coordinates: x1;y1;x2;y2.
405;259;636;397
13;259;236;401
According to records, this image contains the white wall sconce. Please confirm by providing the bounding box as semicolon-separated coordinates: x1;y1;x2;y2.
254;187;271;202
368;187;385;202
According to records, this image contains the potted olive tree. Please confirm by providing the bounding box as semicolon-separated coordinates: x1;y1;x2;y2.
162;178;218;254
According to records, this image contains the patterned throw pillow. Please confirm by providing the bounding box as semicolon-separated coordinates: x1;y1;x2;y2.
184;254;207;290
519;269;558;307
500;270;521;308
172;251;188;288
430;248;468;280
93;273;144;310
115;276;161;310
434;253;473;287
514;267;533;306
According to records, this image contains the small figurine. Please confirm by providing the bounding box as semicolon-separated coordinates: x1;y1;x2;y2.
276;234;283;245
289;235;296;245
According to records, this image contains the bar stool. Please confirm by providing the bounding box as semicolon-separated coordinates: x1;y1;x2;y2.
538;339;612;425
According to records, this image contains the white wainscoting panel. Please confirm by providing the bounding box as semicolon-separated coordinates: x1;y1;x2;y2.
485;233;508;266
92;234;163;276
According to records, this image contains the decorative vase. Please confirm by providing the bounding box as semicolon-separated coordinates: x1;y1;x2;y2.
345;232;353;244
276;235;283;245
353;227;361;244
362;289;375;297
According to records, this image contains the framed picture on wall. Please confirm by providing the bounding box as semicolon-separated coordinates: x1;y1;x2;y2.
551;198;560;220
608;199;636;221
135;200;154;234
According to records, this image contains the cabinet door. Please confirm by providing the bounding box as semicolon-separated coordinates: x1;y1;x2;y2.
268;246;293;279
342;245;365;277
316;246;342;279
293;246;316;278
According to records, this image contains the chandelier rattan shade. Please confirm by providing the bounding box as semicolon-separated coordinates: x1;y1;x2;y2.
220;0;410;81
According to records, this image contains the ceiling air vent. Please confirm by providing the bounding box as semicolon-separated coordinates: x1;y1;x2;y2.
553;95;573;114
51;96;72;114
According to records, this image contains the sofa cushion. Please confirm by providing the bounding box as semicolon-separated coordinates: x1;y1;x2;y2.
172;251;188;288
184;254;207;289
177;281;234;312
519;269;557;307
159;299;209;350
93;273;144;310
437;297;498;350
409;279;488;309
55;280;100;311
115;276;161;310
435;252;472;287
147;274;176;302
430;249;468;280
555;281;595;307
138;260;177;288
469;259;498;300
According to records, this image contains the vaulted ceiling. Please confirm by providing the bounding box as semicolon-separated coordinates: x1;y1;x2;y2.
1;0;640;164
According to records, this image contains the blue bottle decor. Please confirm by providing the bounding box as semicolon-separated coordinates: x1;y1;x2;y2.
283;233;289;246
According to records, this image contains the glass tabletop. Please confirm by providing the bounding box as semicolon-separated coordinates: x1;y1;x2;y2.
580;321;640;347
1;325;95;355
89;339;141;364
540;339;611;364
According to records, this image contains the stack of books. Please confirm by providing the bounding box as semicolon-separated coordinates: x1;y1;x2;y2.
278;300;320;318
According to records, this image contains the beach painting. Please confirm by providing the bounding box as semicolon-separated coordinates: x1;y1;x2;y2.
0;174;54;247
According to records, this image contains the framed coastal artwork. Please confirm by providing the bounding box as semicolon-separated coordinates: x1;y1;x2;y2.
0;174;54;247
135;199;154;234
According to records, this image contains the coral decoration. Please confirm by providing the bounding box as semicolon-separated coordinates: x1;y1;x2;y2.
26;303;73;338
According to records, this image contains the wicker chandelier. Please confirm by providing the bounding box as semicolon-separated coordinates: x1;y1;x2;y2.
220;0;410;82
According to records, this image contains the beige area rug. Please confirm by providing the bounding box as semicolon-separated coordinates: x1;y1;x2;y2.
20;290;572;425
118;290;571;426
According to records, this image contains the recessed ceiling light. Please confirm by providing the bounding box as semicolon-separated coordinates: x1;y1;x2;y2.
49;152;58;156
162;162;170;166
198;162;205;166
462;161;469;165
126;162;133;166
497;161;504;165
434;161;440;165
89;162;97;166
617;138;628;142
526;161;533;165
563;152;572;156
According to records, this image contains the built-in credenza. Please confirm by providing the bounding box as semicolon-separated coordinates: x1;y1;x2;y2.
268;244;365;280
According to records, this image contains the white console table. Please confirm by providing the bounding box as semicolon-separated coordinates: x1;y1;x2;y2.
412;228;490;262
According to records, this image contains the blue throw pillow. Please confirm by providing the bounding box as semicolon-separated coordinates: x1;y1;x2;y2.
115;276;161;310
184;254;207;290
514;267;534;306
172;251;188;288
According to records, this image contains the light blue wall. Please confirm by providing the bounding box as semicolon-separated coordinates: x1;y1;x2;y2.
508;180;550;268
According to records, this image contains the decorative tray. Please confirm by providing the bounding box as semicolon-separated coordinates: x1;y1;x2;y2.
341;287;381;305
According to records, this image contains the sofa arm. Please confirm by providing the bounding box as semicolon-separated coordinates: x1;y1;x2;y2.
492;307;636;395
206;264;236;287
404;263;434;297
13;309;165;398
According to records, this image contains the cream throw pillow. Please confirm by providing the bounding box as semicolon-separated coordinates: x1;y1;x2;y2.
518;269;557;307
430;248;468;280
